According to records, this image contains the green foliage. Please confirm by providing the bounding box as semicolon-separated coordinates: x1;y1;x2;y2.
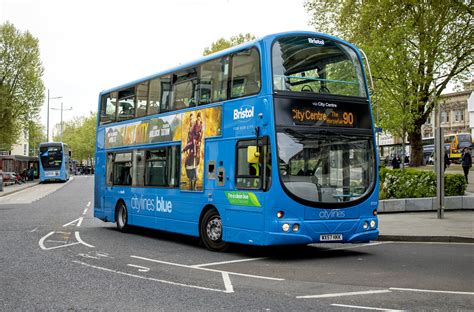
379;168;467;199
27;121;46;156
53;113;96;162
0;22;45;151
445;174;467;197
305;0;474;166
203;33;256;56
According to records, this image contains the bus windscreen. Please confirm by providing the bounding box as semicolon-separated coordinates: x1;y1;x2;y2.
272;36;367;98
40;146;63;170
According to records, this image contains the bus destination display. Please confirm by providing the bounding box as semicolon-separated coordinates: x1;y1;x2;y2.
274;97;371;129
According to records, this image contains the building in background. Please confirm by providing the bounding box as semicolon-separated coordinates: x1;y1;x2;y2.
379;81;473;162
0;130;38;177
422;81;473;139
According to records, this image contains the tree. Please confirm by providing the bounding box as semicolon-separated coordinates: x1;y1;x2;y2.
53;113;97;163
203;33;256;55
0;22;45;151
305;0;473;166
27;121;46;156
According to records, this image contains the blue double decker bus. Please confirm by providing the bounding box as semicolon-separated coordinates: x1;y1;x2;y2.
39;142;71;183
94;31;379;251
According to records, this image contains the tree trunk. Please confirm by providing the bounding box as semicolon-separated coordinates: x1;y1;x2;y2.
408;130;423;166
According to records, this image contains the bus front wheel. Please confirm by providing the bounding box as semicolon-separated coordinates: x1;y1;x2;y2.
200;209;228;252
115;201;129;232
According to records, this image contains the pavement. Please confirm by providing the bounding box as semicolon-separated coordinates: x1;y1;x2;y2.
1;177;473;243
0;180;39;197
378;211;473;243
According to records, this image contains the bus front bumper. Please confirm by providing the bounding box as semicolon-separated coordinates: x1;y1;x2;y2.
264;230;379;245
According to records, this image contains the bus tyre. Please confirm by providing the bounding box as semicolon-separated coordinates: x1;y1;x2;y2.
115;201;129;232
200;209;228;252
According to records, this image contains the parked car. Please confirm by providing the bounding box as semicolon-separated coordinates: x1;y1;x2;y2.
2;172;16;185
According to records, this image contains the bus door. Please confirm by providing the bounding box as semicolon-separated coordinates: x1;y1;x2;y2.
104;152;133;219
219;138;270;233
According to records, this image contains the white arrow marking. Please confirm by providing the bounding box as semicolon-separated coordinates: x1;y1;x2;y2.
63;217;83;227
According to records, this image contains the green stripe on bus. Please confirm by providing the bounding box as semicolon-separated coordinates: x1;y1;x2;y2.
225;191;261;207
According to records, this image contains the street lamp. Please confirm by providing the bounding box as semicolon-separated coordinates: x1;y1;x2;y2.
46;89;62;142
50;102;72;142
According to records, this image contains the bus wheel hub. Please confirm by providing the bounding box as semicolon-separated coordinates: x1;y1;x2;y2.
207;218;222;241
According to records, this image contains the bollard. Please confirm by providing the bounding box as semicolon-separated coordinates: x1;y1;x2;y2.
0;170;3;192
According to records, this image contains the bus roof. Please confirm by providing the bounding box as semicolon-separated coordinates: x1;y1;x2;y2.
99;30;359;96
39;142;67;147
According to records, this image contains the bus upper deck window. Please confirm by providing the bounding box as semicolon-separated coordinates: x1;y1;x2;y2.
100;93;117;124
231;48;261;98
117;88;136;121
136;82;149;118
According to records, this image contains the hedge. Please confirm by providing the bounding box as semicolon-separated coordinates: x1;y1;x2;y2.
379;167;467;200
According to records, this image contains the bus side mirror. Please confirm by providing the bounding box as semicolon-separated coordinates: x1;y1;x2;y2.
247;146;260;164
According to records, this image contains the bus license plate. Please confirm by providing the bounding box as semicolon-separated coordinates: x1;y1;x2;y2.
320;234;343;241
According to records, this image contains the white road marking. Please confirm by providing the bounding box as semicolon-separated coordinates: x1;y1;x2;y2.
331;304;405;312
46;240;68;243
75;231;94;248
78;253;100;259
39;231;56;249
73;260;228;293
41;242;80;250
131;255;284;281
222;272;234;293
297;289;391;299
39;232;81;250
82;208;88;215
86;201;91;207
95;252;111;258
30;226;41;232
192;257;267;268
390;287;474;296
63;217;83;227
127;264;151;272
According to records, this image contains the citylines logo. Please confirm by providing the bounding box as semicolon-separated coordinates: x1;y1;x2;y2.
319;209;345;219
130;194;173;213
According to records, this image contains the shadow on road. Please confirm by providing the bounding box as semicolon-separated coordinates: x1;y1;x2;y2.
104;225;369;261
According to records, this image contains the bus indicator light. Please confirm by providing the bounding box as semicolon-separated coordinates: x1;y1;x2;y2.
277;211;284;218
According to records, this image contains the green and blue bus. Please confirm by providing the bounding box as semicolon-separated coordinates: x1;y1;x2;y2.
94;31;379;251
39;142;71;183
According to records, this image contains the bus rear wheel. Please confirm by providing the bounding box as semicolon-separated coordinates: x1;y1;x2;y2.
115;201;129;232
200;209;228;252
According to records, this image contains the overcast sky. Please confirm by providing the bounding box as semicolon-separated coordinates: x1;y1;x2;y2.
1;0;313;137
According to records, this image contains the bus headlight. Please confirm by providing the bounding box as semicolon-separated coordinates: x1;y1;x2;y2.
363;221;369;230
292;224;300;232
282;223;290;232
370;220;376;228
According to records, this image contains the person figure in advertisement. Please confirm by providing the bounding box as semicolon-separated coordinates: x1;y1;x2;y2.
182;112;203;190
